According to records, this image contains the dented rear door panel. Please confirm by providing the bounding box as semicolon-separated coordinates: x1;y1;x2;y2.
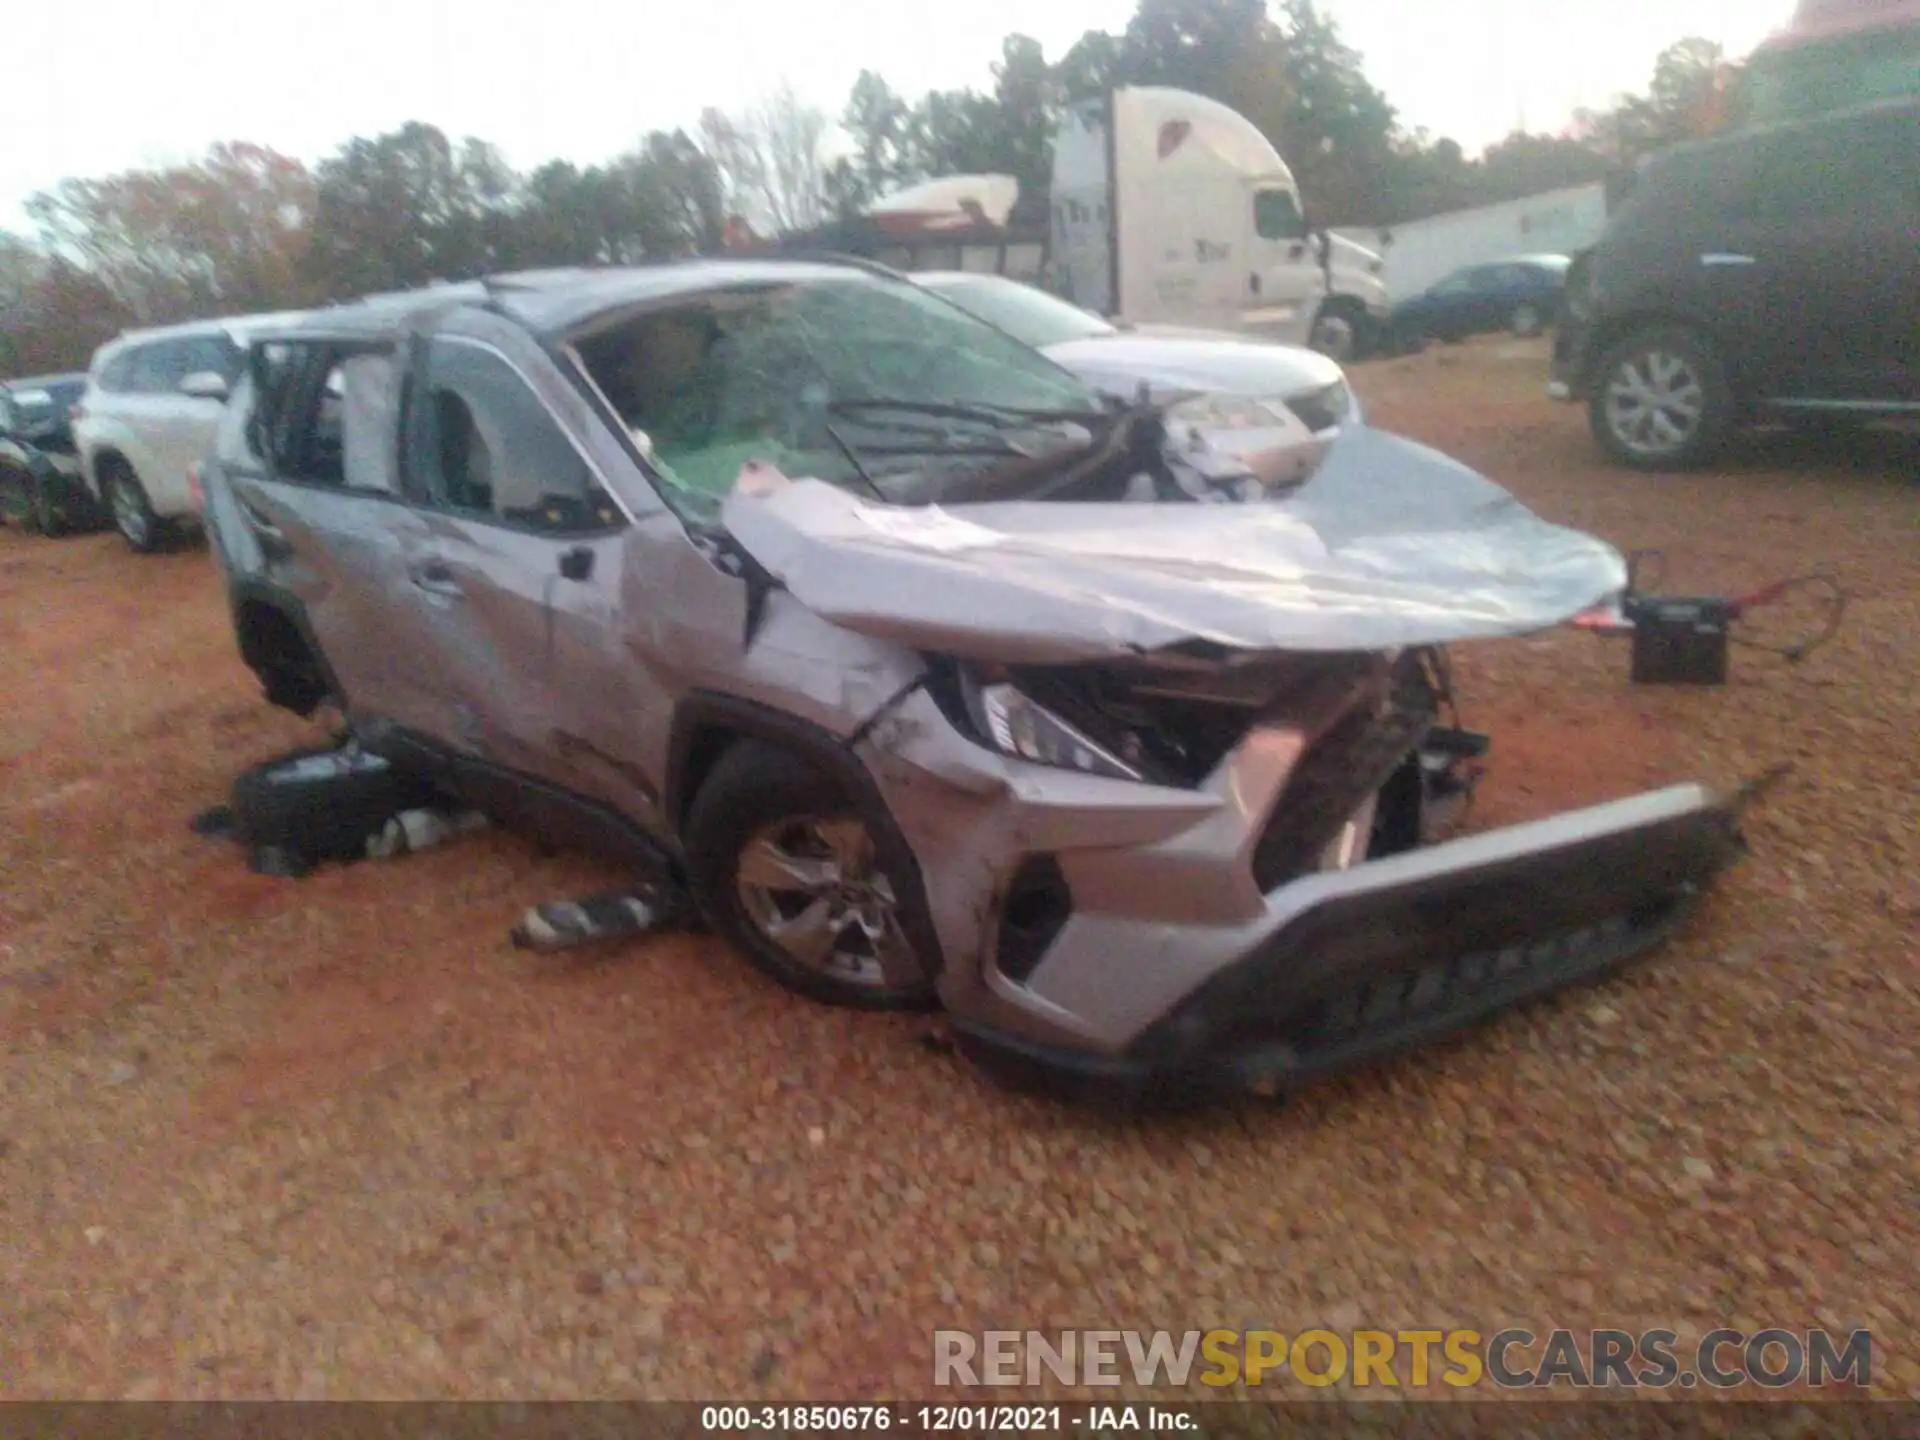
402;510;664;822
226;471;454;735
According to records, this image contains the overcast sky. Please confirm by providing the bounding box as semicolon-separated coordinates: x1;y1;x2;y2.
1;0;1794;233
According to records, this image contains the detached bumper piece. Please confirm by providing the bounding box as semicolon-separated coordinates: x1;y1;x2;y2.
510;884;690;953
953;785;1746;1108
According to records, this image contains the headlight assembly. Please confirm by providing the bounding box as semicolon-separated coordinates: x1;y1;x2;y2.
1165;393;1302;433
1169;384;1360;438
961;676;1145;782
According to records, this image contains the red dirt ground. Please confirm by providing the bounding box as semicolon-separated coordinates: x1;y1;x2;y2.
2;336;1915;1401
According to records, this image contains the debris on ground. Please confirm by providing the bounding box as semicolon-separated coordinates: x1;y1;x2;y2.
509;886;691;953
189;739;486;877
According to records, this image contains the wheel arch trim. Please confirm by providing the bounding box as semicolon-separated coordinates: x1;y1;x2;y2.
667;689;948;979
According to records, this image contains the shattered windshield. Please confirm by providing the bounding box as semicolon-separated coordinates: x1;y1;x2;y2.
572;275;1116;522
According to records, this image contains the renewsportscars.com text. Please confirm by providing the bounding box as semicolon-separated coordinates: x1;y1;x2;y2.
932;1327;1873;1390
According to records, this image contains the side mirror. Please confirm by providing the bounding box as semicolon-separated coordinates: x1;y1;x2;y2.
179;370;230;401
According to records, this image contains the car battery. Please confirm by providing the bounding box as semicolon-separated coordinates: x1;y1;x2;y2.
1623;595;1733;685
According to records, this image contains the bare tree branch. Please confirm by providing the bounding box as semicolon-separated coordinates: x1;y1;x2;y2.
699;84;835;236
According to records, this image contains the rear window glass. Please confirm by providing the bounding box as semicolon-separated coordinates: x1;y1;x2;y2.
97;349;138;392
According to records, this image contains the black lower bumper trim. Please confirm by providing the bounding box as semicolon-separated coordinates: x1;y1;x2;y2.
952;889;1700;1109
953;789;1744;1109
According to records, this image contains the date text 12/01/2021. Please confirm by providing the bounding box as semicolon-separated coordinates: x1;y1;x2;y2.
699;1404;1192;1431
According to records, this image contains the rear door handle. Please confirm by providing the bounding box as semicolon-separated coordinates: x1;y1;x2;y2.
1700;253;1757;267
410;560;462;597
238;499;292;558
239;498;283;539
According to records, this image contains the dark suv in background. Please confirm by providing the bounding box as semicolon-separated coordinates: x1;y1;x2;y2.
1550;97;1918;470
0;373;100;536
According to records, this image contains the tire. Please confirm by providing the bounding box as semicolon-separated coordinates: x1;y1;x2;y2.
229;741;445;872
1510;302;1545;337
101;459;165;552
1588;325;1734;471
684;739;937;1010
31;474;71;537
1309;307;1358;362
0;463;30;529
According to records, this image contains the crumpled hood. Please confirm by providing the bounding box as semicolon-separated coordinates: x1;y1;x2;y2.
719;426;1629;665
1044;330;1345;403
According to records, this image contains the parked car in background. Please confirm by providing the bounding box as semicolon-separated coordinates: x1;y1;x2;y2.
1386;255;1570;348
909;270;1361;488
0;373;101;536
196;259;1741;1104
73;311;307;551
1550;96;1918;470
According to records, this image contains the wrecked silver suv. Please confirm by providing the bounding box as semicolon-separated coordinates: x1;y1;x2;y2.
200;260;1744;1103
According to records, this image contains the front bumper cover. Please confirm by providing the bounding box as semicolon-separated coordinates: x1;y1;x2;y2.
950;782;1745;1106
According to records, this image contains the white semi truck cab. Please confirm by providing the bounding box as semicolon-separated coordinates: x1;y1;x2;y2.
857;87;1390;360
1049;87;1389;359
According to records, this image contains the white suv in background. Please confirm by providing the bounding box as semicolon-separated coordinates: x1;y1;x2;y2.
74;312;307;551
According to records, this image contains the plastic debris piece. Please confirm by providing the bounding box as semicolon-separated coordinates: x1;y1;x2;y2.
365;807;489;859
510;887;687;952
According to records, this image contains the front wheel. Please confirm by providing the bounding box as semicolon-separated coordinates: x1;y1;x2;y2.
1510;302;1545;337
103;462;165;552
1309;308;1358;362
684;740;937;1010
1589;326;1734;471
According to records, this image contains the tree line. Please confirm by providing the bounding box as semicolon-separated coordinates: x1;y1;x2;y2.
0;0;1737;375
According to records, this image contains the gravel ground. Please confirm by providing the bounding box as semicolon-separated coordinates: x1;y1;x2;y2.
1;338;1914;1402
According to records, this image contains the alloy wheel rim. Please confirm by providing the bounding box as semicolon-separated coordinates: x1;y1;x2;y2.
735;816;916;991
110;477;149;545
1604;349;1705;457
1311;316;1355;361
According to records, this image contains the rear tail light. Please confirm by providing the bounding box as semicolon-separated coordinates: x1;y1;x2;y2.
68;403;85;422
186;462;205;512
